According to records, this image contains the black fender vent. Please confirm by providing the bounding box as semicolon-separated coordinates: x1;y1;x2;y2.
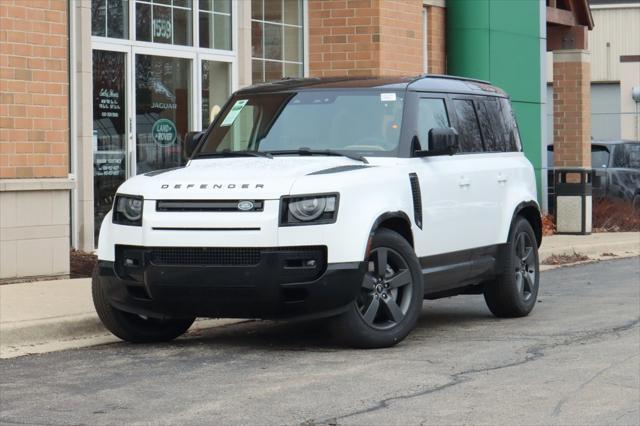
409;173;422;229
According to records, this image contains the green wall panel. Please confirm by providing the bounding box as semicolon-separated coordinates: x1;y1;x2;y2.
446;0;490;30
489;0;540;37
489;32;541;103
447;30;491;79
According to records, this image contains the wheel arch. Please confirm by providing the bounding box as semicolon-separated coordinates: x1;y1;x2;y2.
369;211;414;249
511;201;543;247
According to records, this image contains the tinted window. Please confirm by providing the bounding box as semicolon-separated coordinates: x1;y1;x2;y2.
417;98;449;148
499;98;522;151
612;143;640;168
478;97;516;152
453;99;483;153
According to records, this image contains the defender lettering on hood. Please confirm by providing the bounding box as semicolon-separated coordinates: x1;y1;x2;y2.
160;184;265;189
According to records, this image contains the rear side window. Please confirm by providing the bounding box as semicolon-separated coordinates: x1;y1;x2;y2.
417;98;450;148
499;98;522;152
477;97;509;152
452;99;483;153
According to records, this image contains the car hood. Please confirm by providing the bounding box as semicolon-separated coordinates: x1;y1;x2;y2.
116;156;369;199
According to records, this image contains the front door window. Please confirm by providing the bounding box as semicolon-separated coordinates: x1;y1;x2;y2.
135;55;191;174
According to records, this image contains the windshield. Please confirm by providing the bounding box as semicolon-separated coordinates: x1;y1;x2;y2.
591;146;610;168
196;90;405;157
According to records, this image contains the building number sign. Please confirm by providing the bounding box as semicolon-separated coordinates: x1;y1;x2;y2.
153;18;172;41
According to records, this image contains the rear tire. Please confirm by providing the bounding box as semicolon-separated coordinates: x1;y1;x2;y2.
330;229;423;348
92;266;195;343
484;217;540;318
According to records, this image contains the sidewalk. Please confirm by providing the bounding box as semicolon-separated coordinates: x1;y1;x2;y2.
1;232;638;358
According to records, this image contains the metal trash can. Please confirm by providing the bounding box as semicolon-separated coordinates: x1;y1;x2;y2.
554;168;593;235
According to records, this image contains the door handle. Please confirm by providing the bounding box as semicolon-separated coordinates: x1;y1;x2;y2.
497;173;508;184
458;177;471;187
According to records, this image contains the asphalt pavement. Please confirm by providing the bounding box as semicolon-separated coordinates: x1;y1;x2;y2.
1;257;639;425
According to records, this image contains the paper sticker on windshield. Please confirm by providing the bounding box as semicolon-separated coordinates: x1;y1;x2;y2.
220;99;249;126
380;93;396;102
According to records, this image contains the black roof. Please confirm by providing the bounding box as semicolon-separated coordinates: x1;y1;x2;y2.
236;75;508;97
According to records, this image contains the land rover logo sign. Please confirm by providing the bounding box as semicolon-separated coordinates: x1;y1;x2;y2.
237;200;254;211
152;119;177;147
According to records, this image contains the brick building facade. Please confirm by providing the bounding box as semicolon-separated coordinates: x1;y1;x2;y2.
1;0;72;279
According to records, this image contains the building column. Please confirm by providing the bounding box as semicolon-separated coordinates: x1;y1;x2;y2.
307;0;423;78
73;0;95;251
552;49;592;234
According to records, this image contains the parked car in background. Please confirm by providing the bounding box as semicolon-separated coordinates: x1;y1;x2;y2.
547;141;640;213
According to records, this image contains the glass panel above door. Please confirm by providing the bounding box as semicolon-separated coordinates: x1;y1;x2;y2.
135;0;193;45
135;54;191;174
91;0;129;39
93;50;128;242
201;60;230;129
199;0;232;50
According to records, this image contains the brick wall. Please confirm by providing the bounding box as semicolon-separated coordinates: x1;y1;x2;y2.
379;0;423;75
426;5;446;74
553;52;591;168
308;0;427;78
0;0;69;179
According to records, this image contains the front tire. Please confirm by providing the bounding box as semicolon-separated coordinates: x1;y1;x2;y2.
331;229;424;348
92;267;195;343
484;217;540;318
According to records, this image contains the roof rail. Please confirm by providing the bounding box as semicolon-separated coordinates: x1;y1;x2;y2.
409;74;492;85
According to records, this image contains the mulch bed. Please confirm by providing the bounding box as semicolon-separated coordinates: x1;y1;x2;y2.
541;251;591;266
70;249;97;278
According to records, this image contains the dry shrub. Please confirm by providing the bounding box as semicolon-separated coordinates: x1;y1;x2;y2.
70;249;97;278
592;198;640;232
542;214;556;236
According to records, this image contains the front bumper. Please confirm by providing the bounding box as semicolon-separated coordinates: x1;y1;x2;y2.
95;245;366;319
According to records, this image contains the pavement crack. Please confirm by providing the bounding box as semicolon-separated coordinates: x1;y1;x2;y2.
301;318;640;426
551;352;640;417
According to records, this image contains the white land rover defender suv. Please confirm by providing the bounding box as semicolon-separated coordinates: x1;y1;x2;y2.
93;76;542;348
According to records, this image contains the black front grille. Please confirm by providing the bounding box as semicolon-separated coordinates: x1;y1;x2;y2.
156;200;264;212
150;247;262;266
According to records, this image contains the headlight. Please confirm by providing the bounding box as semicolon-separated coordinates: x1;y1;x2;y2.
280;193;338;226
113;195;144;226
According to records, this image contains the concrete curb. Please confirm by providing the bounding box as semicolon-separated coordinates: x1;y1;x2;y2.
0;316;246;359
539;235;639;260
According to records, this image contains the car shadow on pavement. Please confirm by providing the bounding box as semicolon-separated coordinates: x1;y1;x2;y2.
109;300;495;353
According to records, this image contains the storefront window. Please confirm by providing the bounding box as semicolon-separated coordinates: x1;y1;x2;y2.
251;0;303;83
92;0;129;38
199;0;232;50
135;0;193;45
93;50;128;241
135;55;190;174
201;60;230;129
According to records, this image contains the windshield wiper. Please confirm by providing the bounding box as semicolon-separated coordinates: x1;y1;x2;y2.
267;149;368;164
196;150;273;159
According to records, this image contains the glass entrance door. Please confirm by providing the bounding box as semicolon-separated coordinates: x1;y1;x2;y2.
92;49;128;241
135;54;191;174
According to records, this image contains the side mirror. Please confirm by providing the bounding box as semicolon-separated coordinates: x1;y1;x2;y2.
183;131;203;159
414;127;459;157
